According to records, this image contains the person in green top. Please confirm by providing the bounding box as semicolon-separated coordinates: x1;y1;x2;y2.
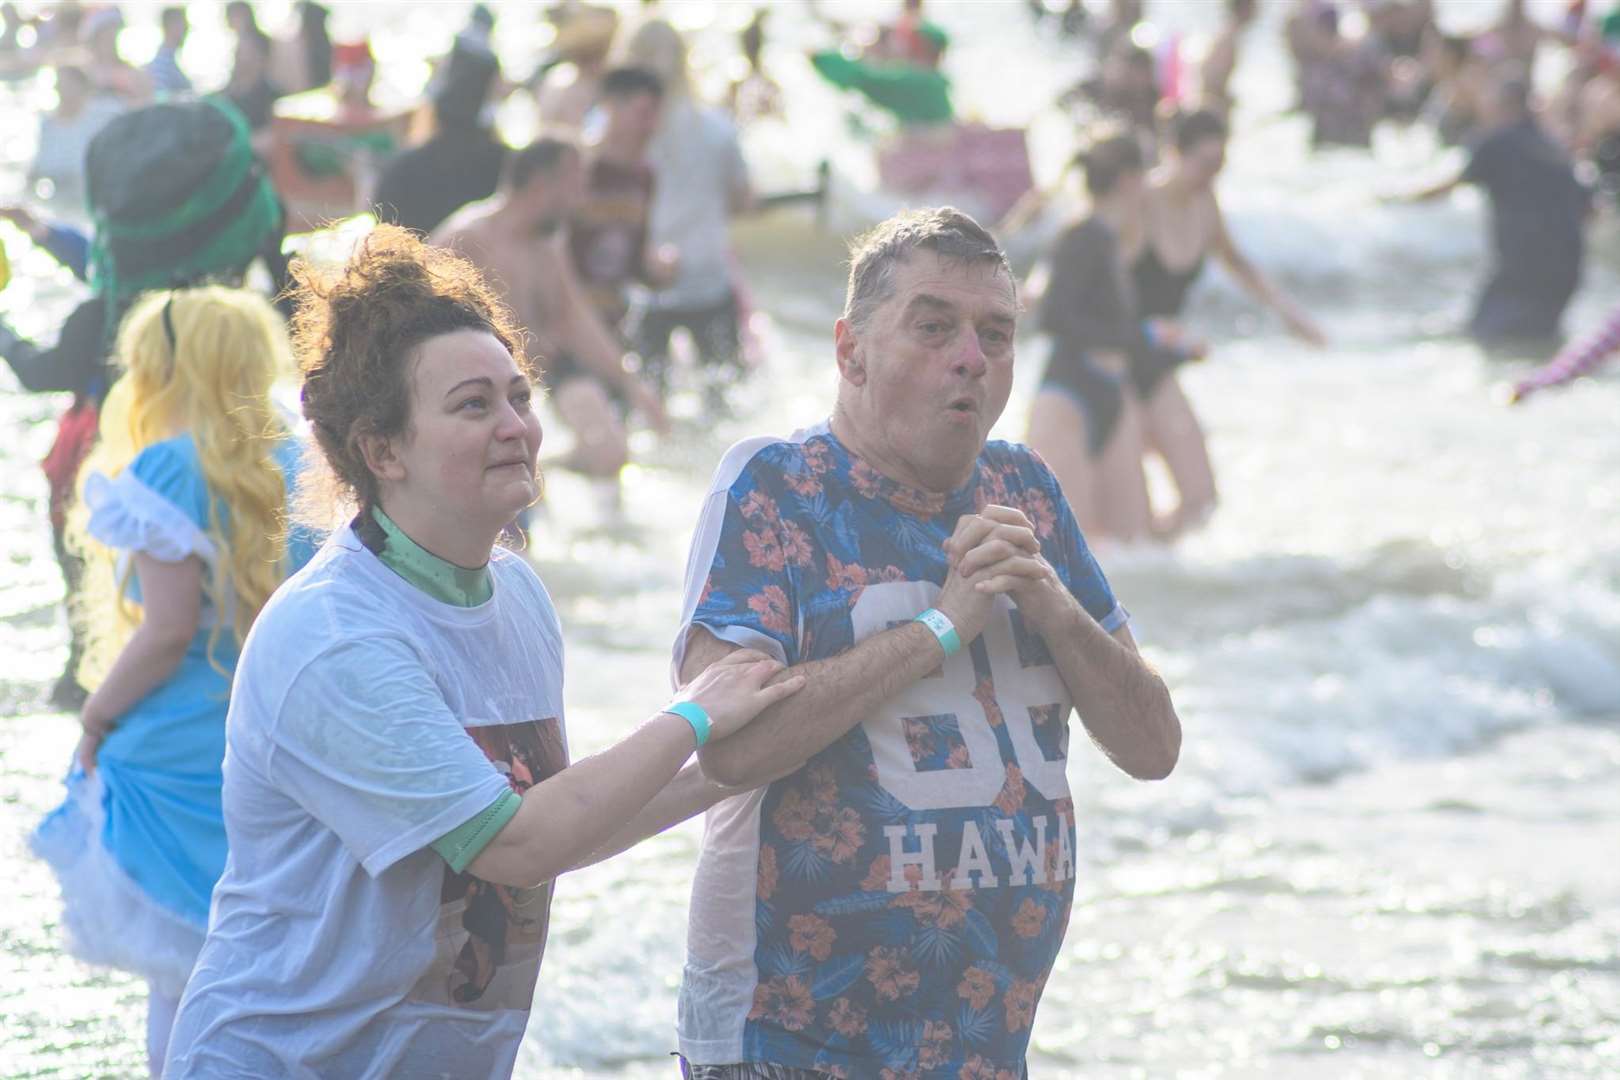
809;20;954;127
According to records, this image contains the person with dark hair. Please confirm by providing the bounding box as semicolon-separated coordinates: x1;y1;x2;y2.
145;7;190;94
1063;38;1160;137
671;206;1179;1076
1199;0;1258;117
727;7;784;123
570;65;678;330
161;225;801;1078
264;1;332;94
1284;0;1391;148
1423;30;1489;144
297;1;332;89
1400;70;1589;344
434;136;669;489
225;1;263;42
224;5;281;131
1027;129;1162;541
371;40;506;236
1128;106;1324;537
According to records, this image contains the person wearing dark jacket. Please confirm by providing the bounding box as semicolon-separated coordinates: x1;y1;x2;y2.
372;42;506;236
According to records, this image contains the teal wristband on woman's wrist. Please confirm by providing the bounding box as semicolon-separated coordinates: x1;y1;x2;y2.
664;700;712;748
913;607;961;657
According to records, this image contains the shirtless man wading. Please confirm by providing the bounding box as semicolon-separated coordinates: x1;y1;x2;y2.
434;136;668;483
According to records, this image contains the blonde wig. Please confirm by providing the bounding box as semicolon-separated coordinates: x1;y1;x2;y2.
70;286;296;685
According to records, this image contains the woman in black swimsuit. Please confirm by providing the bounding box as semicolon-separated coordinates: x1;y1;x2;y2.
1126;108;1325;538
1027;129;1158;540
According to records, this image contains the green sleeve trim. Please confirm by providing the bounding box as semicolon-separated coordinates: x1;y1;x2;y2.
431;788;522;875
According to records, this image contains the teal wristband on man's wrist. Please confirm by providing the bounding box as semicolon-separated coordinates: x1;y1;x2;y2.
914;607;961;657
664;700;712;748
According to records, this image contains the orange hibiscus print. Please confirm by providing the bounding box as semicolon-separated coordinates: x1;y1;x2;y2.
1011;897;1047;939
788;913;836;961
756;844;778;901
826;995;868;1038
749;974;815;1032
864;946;921;1002
743;526;787;572
993;763;1027;815
957;966;996;1011
746;585;792;634
1004;977;1038;1031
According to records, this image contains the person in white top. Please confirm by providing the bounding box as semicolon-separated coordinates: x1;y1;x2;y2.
618;17;755;392
162;225;802;1079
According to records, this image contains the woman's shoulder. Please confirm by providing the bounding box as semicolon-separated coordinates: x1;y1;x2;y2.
129;433;203;486
489;549;561;627
83;435;214;559
250;539;420;650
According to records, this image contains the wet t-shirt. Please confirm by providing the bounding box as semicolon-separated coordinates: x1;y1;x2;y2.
672;422;1127;1076
165;529;567;1080
569;155;654;323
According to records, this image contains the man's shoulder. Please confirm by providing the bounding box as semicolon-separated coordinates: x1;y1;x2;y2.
979;438;1045;474
708;424;834;496
431;202;499;247
979;439;1063;498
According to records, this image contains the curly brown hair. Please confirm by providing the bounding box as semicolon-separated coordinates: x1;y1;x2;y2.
288;224;531;529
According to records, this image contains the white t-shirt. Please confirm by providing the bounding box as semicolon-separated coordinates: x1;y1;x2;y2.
647;98;749;311
164;528;567;1080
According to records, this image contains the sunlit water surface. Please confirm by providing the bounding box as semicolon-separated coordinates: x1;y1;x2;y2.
1;2;1617;1077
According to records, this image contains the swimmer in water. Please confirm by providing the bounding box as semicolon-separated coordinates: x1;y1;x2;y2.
1027;128;1156;542
1122;108;1326;538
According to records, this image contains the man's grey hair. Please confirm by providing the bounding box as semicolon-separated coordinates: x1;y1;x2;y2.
842;207;1013;332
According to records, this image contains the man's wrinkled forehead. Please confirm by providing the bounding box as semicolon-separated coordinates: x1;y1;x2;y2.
883;250;1019;321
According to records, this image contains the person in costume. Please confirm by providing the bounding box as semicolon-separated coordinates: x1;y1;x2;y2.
0;96;287;706
30;287;316;1076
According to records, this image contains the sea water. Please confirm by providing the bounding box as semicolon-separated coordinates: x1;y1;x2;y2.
1;2;1616;1077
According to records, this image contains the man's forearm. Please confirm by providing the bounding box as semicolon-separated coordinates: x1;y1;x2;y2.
1048;606;1180;780
568;759;736;872
689;622;944;788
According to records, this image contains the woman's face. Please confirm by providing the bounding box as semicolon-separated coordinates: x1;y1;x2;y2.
1180;136;1227;187
387;329;542;535
1117;168;1148;216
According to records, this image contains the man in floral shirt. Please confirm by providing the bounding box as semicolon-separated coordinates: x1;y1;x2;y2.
672;207;1181;1078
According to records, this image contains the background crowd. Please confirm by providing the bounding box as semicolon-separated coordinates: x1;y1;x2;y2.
1;1;1617;1077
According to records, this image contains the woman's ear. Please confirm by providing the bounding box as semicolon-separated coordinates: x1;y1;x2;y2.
356;430;406;484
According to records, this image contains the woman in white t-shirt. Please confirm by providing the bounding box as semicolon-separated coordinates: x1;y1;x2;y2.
162;225;801;1079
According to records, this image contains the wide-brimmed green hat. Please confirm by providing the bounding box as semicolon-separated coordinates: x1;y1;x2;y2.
85;96;284;323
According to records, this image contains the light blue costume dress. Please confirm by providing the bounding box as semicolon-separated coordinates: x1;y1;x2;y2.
31;432;314;997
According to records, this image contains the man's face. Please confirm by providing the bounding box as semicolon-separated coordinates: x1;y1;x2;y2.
607;91;662;148
55;67;88;110
836;251;1017;491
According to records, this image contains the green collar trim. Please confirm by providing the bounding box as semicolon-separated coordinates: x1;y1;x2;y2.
371;506;493;607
